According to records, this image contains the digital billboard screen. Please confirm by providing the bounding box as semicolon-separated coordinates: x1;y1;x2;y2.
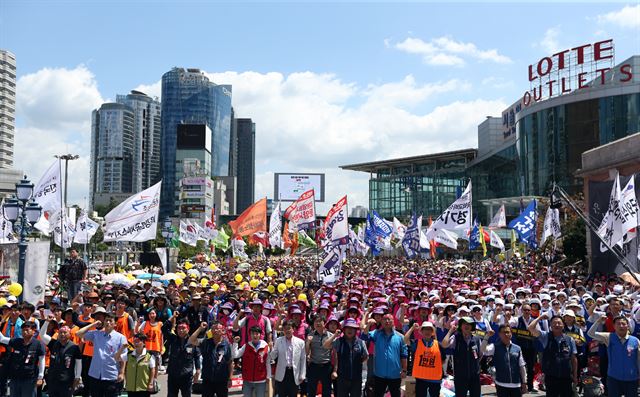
274;173;325;202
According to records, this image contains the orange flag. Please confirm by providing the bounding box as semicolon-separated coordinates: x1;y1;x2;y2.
283;221;292;248
290;231;299;256
228;198;267;238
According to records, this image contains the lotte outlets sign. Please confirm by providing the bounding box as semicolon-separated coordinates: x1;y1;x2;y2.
503;39;635;140
523;39;633;106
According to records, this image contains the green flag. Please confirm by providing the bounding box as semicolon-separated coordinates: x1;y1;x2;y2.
170;226;180;248
298;230;317;248
213;228;230;251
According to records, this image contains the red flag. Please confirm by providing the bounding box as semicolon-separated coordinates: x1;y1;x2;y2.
228;198;267;238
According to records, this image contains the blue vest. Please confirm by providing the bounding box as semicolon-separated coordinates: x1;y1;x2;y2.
493;341;523;385
452;333;481;379
607;333;640;382
336;338;366;380
541;334;572;379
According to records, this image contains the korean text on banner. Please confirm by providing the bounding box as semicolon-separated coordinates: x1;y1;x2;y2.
428;181;472;234
508;199;538;249
103;181;161;242
269;202;283;248
32;160;62;214
284;189;316;231
229;198;267;237
323;196;348;244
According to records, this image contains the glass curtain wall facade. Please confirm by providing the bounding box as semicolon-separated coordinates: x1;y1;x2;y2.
466;92;639;223
90;103;135;206
368;157;470;219
517;92;640;198
116;91;161;192
211;85;232;177
160;68;232;216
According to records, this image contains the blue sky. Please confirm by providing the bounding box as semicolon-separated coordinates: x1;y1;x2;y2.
1;1;639;213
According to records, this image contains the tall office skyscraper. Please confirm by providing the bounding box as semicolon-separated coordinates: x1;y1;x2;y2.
231;117;255;213
0;50;23;199
116;91;162;191
0;50;16;169
90;91;161;209
160;67;232;216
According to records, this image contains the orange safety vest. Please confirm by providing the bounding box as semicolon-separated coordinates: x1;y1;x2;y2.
79;315;95;357
43;332;58;368
0;319;18;356
115;312;133;342
412;338;443;381
142;321;163;353
70;325;81;345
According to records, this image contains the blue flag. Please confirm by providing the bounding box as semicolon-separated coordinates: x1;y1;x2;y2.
364;213;381;256
364;211;392;256
469;219;481;250
508;200;538;249
401;213;421;258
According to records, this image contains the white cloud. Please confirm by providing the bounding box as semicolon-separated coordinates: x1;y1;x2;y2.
481;76;515;90
597;4;640;29
14;66;100;207
15;65;507;213
537;26;563;54
393;36;512;66
17;65;103;130
200;71;506;211
133;80;162;101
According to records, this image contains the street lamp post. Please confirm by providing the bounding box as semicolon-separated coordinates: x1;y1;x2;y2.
54;154;79;266
3;176;43;302
160;217;174;273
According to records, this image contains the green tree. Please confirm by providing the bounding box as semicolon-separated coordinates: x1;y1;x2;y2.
563;214;587;264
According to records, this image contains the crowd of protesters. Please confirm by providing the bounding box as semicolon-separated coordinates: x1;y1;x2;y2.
0;249;639;397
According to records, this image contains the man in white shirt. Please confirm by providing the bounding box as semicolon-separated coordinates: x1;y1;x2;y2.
270;320;306;397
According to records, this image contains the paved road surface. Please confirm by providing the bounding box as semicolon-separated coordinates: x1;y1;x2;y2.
154;373;547;397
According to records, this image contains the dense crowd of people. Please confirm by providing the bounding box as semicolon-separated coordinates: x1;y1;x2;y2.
0;247;639;397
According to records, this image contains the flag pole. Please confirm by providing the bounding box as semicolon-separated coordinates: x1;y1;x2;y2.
83;196;88;264
58;158;65;266
313;193;320;275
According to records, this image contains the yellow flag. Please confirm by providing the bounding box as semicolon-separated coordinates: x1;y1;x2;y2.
511;229;517;252
480;225;487;257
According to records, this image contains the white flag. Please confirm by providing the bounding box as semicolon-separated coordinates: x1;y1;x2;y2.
489;205;506;229
597;174;638;252
432;228;458;250
541;207;562;243
0;202;15;244
32;160;63;215
428;181;472;236
323;196;348;245
103;181;161;242
393;217;407;240
73;210;99;244
269;202;283;248
194;221;210;242
179;220;198;247
50;209;75;248
318;244;344;284
620;175;639;232
284;189;316;231
419;229;430;250
231;238;248;260
490;230;505;252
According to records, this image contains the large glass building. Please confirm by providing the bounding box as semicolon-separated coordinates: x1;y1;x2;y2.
341;149;476;219
160;68;232;217
90;103;135;208
344;54;640;224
